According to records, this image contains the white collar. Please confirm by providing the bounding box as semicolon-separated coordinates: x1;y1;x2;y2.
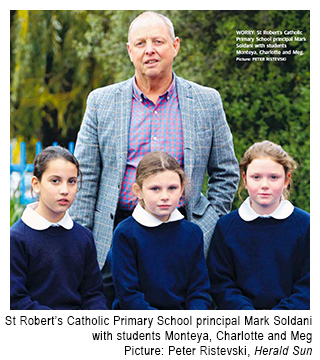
21;202;74;230
132;203;184;227
239;197;294;222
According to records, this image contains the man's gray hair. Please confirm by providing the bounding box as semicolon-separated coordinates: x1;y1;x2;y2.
128;11;176;44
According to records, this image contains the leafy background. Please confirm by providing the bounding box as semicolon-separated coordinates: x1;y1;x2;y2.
10;10;310;212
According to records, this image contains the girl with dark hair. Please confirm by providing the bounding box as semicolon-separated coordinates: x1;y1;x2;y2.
10;146;107;310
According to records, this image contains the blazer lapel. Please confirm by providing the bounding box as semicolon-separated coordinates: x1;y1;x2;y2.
115;78;133;179
176;77;195;181
176;77;196;214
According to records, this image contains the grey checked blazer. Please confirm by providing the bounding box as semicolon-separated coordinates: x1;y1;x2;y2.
70;75;239;268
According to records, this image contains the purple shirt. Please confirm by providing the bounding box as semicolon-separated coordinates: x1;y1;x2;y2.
118;75;184;210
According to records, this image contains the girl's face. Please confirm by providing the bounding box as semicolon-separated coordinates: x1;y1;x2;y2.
243;157;290;215
133;170;184;222
31;158;78;223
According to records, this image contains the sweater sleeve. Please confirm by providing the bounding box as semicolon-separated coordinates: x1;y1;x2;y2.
79;231;108;310
272;225;310;310
111;226;157;310
207;221;255;310
10;226;51;310
185;227;212;310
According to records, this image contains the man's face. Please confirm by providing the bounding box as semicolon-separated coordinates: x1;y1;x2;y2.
127;14;180;83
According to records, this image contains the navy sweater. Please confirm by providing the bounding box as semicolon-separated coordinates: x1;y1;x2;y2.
207;207;310;310
10;219;107;310
108;217;211;310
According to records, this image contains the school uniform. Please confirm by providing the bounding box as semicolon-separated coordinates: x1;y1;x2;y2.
108;203;211;310
10;203;107;310
207;198;310;310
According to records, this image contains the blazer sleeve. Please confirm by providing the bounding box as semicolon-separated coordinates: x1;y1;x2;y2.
206;89;239;218
69;90;101;230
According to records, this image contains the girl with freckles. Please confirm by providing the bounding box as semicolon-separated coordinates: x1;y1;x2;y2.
207;140;310;310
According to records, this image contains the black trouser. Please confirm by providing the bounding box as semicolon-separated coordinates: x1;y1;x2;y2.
101;206;186;309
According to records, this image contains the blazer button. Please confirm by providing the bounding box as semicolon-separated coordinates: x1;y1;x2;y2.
110;213;114;220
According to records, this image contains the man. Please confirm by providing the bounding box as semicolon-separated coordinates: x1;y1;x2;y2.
70;11;239;269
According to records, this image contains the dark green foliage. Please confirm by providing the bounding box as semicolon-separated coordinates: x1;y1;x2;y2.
10;10;310;211
10;196;24;226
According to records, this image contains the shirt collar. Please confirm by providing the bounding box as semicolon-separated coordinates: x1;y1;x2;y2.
21;202;74;230
238;197;294;222
132;72;176;102
132;202;184;227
